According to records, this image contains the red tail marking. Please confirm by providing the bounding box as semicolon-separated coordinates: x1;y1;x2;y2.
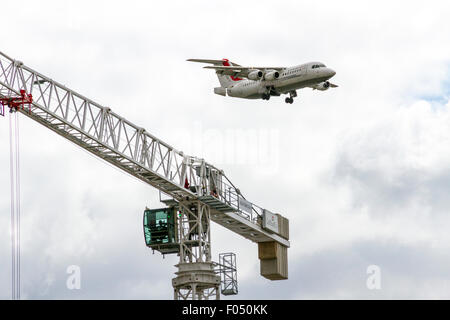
222;58;242;81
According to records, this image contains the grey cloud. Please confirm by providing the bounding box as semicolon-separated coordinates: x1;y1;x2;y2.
240;240;450;299
333;104;450;218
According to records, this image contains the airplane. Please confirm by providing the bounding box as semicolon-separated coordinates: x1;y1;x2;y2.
187;58;338;103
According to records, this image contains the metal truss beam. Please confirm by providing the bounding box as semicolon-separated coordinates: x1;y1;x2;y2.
0;51;290;247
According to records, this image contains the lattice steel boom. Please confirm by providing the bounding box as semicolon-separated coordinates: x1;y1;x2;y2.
0;51;290;248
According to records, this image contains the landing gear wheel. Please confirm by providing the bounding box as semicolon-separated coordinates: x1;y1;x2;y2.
262;93;270;100
285;90;296;104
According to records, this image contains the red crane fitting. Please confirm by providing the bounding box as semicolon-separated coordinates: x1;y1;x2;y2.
0;90;33;115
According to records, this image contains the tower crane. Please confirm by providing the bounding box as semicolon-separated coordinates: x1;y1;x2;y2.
0;51;290;300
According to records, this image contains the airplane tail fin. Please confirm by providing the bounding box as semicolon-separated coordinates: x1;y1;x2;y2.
216;59;243;88
187;58;243;88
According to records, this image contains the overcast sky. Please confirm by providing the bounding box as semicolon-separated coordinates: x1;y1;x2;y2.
1;0;450;299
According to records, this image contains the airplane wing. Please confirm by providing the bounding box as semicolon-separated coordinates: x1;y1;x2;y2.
187;59;242;66
309;82;339;90
202;65;285;78
187;58;284;78
187;59;237;65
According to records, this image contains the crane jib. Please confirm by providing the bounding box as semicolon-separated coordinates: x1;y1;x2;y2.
0;51;289;247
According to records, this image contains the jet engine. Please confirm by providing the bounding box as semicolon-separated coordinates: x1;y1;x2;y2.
247;70;263;80
264;70;280;81
311;81;330;91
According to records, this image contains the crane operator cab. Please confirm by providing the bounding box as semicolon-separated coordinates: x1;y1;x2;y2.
143;207;179;254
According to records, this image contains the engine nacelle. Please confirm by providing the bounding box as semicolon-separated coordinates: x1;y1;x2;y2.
264;70;280;81
247;70;263;80
311;81;330;91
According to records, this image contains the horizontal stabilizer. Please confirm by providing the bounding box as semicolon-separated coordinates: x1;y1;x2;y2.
187;59;226;65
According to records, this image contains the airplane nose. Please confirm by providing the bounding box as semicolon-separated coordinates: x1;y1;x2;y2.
328;68;336;77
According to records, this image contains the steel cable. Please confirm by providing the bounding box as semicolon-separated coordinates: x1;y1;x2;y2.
9;111;21;300
15;112;21;300
9;112;15;300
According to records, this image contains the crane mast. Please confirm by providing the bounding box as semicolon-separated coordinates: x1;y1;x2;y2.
0;51;290;300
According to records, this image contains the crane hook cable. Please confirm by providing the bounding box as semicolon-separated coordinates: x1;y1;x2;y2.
9;110;21;300
9;112;15;300
15;111;21;301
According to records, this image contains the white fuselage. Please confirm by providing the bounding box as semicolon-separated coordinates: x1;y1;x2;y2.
226;62;336;99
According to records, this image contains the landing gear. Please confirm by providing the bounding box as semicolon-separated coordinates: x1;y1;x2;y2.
262;93;270;100
285;90;297;104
